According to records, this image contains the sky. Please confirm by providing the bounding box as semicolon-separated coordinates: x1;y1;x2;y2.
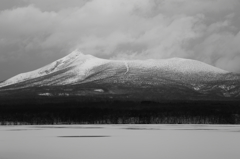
1;0;240;81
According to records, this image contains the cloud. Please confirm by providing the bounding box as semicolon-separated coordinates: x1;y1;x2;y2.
0;0;27;11
158;0;239;15
192;30;240;72
25;0;88;11
0;0;240;80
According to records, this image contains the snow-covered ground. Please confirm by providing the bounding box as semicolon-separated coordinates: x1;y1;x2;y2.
1;125;240;159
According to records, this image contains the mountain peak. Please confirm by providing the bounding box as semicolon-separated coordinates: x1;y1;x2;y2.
63;50;96;60
0;51;232;89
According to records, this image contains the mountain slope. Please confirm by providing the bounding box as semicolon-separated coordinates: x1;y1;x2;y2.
0;51;108;88
0;50;240;100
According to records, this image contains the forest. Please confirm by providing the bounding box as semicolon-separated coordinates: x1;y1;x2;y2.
0;96;240;125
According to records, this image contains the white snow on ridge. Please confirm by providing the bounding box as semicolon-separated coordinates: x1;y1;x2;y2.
0;50;107;88
127;58;228;74
50;56;109;85
166;58;228;73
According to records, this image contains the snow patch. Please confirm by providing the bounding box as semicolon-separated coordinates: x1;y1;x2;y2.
39;93;52;96
94;89;104;93
219;85;236;91
58;93;70;96
123;61;129;74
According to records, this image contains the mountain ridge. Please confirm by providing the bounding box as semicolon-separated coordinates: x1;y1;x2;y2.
0;50;229;88
0;50;240;100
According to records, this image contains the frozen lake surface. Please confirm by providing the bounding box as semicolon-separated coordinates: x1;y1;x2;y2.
1;125;240;159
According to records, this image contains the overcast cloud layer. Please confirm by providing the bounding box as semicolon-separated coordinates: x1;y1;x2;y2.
1;0;240;80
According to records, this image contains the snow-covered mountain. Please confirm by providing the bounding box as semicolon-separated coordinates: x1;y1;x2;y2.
0;50;240;100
